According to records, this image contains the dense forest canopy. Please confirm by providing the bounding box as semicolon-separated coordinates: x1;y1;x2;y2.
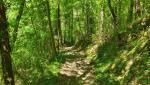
0;0;150;85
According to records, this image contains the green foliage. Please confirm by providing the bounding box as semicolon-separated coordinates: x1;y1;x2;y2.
0;0;150;85
94;27;150;85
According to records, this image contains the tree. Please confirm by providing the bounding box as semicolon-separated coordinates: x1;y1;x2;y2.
0;0;15;85
107;0;117;29
127;0;134;24
12;0;26;48
46;0;57;56
85;0;94;44
56;0;62;52
135;0;141;17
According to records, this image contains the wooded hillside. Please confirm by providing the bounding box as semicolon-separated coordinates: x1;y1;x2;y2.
0;0;149;85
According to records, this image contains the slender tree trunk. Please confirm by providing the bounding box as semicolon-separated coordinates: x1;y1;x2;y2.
64;15;67;44
0;1;15;85
118;0;122;28
85;1;93;44
68;14;71;44
12;0;26;48
46;0;57;56
127;0;134;24
99;1;105;41
135;0;141;17
107;0;117;26
71;9;74;44
56;0;62;52
107;0;119;36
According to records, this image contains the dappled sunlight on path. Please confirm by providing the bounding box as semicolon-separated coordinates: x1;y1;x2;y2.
58;47;96;85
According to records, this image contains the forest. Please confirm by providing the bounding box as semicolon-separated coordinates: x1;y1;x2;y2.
0;0;150;85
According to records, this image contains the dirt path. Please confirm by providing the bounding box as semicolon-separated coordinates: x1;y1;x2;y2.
58;47;96;85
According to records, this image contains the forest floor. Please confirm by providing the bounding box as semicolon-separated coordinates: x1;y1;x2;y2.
57;46;97;85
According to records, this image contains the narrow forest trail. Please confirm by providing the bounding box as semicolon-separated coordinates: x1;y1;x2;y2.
58;46;96;85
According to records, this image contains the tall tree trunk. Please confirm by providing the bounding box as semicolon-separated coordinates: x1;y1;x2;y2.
71;9;74;44
107;0;117;26
127;0;134;24
85;1;93;44
46;0;57;56
0;1;15;85
99;1;105;41
12;0;26;48
118;0;122;28
107;0;118;34
135;0;141;17
56;0;62;52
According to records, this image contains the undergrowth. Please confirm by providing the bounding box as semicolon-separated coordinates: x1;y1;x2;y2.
92;28;150;85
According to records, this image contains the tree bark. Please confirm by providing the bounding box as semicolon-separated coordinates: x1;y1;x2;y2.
0;1;15;85
46;0;57;56
56;0;62;52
